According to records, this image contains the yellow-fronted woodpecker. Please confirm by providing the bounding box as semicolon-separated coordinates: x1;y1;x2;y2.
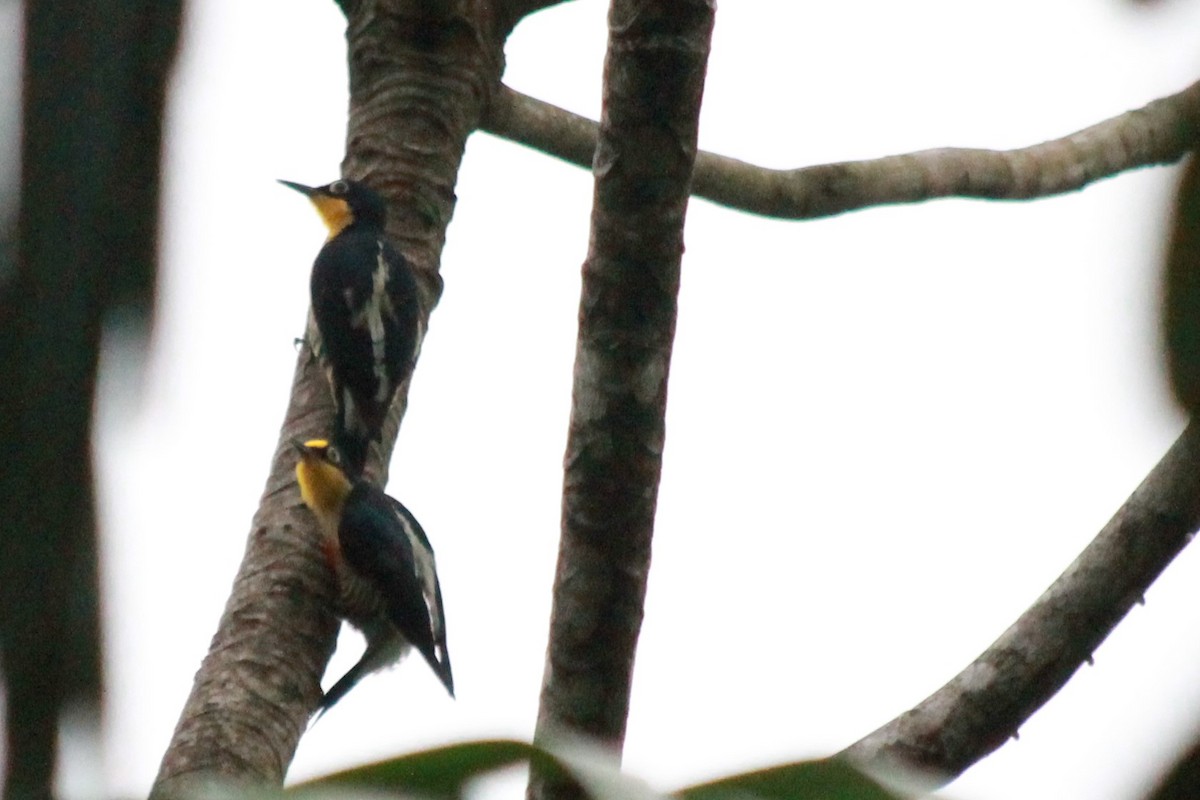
293;438;453;712
281;178;420;476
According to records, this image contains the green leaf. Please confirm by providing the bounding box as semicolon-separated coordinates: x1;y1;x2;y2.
290;736;675;800
538;736;670;800
290;739;543;799
291;739;908;800
678;757;906;800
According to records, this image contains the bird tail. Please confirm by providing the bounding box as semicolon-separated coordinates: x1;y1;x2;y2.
415;640;454;698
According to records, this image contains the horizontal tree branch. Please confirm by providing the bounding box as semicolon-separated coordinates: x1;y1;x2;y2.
839;420;1200;790
482;80;1200;219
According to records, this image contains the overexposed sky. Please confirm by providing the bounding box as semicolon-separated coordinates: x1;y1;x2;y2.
89;2;1200;799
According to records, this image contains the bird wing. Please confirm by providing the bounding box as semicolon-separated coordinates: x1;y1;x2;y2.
311;234;420;475
338;484;454;695
380;240;421;374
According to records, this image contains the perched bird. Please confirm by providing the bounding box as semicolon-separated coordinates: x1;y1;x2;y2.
281;178;420;476
293;438;453;712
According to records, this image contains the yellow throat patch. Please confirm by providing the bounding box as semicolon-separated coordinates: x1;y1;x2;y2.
295;439;353;516
310;195;354;240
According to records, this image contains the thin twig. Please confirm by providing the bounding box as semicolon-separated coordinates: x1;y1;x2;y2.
483;80;1200;219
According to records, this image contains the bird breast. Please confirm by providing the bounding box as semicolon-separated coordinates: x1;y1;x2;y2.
332;557;390;630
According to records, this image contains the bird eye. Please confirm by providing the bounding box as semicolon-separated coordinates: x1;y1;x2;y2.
326;446;343;466
329;180;349;196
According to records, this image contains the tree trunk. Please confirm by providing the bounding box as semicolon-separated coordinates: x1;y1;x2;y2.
151;2;504;793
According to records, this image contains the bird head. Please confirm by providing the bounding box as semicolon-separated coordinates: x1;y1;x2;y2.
293;438;354;516
279;178;387;239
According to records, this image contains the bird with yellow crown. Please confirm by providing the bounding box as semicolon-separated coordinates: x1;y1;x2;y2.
293;437;453;713
282;178;450;713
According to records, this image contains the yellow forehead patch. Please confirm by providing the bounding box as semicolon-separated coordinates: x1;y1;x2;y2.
310;195;353;239
304;438;329;449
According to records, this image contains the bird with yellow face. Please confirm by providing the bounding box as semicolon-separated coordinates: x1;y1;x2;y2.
281;178;420;476
293;437;453;713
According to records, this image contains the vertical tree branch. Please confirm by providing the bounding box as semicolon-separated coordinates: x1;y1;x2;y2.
528;3;715;800
150;2;504;794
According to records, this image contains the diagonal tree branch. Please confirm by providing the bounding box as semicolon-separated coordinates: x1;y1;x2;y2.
504;0;572;19
839;420;1200;791
150;2;504;795
527;3;715;800
483;79;1200;219
495;0;575;36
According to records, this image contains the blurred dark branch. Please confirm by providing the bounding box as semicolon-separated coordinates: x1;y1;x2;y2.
840;421;1200;790
527;3;715;800
1146;120;1200;800
1163;155;1200;413
1144;724;1200;800
483;79;1200;219
0;2;180;800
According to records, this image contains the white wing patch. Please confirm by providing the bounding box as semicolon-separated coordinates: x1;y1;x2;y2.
392;504;443;639
341;387;363;436
348;241;397;403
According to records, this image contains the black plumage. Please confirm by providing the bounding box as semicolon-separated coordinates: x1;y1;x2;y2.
329;484;454;705
281;178;420;475
293;439;453;713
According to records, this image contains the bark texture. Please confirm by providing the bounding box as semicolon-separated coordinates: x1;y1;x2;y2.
484;79;1200;219
150;2;502;794
0;3;180;799
839;421;1200;790
528;3;714;800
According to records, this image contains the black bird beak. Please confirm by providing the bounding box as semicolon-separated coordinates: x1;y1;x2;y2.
278;179;316;196
290;437;311;457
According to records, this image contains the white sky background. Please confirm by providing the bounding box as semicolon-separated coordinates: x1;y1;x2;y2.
84;1;1200;799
